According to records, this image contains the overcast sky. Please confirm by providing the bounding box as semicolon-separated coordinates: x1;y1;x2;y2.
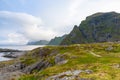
0;0;120;45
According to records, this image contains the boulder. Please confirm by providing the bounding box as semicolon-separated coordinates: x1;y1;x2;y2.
47;70;93;80
55;54;68;65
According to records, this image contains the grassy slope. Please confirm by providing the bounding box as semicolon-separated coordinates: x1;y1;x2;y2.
19;42;120;80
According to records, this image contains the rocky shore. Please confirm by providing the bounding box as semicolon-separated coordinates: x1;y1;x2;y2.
3;51;27;58
0;48;21;52
0;49;27;80
0;48;27;58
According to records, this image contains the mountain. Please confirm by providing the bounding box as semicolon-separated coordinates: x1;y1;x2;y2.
27;40;49;45
61;12;120;45
48;35;67;45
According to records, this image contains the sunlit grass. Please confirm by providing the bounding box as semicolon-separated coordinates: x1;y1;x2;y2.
18;42;120;80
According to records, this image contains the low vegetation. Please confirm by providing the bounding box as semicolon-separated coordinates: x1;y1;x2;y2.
17;42;120;80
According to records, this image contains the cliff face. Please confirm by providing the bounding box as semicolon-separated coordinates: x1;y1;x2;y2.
61;12;120;45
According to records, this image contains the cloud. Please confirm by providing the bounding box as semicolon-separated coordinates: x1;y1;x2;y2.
1;0;120;45
0;11;56;45
58;0;120;29
0;32;28;45
48;0;120;36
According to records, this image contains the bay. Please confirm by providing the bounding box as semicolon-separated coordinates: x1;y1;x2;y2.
0;45;45;61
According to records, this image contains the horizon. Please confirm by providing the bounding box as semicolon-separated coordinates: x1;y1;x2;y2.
1;0;120;45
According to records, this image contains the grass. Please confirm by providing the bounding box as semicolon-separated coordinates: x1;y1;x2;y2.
18;42;120;80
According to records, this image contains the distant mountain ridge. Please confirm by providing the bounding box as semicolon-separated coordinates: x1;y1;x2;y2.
61;12;120;45
48;35;67;45
27;40;49;45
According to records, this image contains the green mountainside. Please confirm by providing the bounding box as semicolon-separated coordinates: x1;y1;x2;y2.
48;35;67;45
61;12;120;45
27;40;49;45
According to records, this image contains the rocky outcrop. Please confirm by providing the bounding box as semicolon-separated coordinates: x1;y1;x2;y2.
0;62;25;80
0;49;21;52
23;59;52;74
55;54;68;65
47;70;93;80
0;71;23;80
3;51;26;58
0;62;25;73
61;12;120;45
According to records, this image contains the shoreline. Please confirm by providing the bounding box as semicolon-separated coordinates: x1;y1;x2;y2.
0;48;27;61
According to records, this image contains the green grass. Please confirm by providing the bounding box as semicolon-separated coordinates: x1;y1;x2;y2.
18;42;120;80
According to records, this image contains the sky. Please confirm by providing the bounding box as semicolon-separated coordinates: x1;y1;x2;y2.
0;0;120;45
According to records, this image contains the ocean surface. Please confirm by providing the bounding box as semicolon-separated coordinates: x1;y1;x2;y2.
0;45;45;61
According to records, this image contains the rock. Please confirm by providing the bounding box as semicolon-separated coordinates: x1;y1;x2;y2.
39;48;50;57
47;70;93;80
33;48;50;57
105;46;113;51
57;60;68;65
55;54;67;65
49;50;59;56
113;64;120;68
0;49;21;52
73;70;83;75
85;70;93;74
0;62;25;80
3;51;26;58
0;62;25;73
0;71;24;80
23;59;52;74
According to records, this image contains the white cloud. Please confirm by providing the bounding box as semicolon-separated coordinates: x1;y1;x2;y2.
1;0;120;45
0;33;28;45
66;0;120;26
48;0;120;36
7;33;28;45
0;11;57;45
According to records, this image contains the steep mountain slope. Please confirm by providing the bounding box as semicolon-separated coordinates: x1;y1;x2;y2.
27;40;49;45
61;12;120;45
48;35;67;45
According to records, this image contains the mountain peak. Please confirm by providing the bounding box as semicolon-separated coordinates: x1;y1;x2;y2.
61;12;120;45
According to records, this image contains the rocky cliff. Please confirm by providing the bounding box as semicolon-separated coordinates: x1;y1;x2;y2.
61;12;120;45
